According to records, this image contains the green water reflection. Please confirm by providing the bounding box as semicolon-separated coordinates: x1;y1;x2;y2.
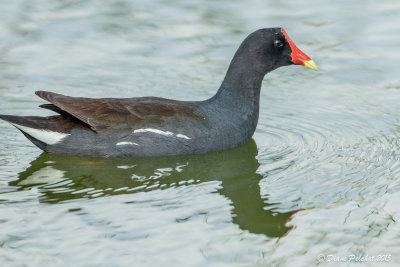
11;140;295;237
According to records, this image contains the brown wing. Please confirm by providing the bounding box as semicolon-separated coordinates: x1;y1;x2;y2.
35;91;202;132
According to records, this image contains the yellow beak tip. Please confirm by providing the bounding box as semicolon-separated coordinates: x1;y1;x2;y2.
303;60;318;71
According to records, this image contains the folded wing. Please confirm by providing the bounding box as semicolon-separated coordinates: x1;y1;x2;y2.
35;91;202;133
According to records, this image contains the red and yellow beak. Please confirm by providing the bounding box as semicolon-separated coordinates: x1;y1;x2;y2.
281;29;318;71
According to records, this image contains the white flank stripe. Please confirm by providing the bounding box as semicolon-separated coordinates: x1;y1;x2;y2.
176;134;191;140
116;141;139;146
133;128;191;140
133;128;174;136
11;123;70;145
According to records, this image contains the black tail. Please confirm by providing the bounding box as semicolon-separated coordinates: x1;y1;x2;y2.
0;114;90;150
0;114;49;151
0;114;41;128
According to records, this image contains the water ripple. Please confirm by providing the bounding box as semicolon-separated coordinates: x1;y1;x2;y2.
2;0;400;265
255;93;400;215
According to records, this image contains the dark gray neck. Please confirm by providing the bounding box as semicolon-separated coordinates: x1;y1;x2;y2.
200;56;268;145
196;48;273;149
208;54;267;114
213;70;264;110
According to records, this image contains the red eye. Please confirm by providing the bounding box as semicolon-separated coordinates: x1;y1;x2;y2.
274;40;284;48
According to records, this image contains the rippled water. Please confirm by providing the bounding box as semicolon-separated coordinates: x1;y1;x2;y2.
1;0;400;266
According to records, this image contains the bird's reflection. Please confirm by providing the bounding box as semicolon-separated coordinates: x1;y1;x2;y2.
11;139;296;237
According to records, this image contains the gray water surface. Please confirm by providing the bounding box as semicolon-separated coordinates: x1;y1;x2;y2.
1;0;400;266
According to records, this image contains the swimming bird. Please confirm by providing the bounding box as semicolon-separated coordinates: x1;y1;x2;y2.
0;28;317;157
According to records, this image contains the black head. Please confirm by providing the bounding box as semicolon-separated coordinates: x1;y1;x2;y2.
234;27;317;74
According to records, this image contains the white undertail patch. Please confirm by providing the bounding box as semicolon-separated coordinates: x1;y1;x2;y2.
11;123;70;145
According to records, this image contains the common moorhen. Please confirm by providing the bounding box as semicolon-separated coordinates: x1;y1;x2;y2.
0;28;317;157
